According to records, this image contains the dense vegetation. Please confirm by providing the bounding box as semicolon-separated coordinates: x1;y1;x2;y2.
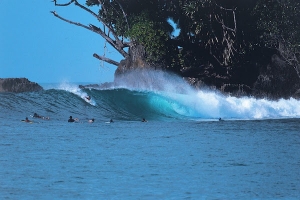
52;0;300;98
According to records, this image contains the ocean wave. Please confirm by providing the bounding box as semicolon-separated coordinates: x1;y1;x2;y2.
1;70;300;121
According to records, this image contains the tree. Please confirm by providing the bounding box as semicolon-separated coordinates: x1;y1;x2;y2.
51;0;130;67
51;0;252;67
253;0;300;78
51;0;300;93
51;0;176;69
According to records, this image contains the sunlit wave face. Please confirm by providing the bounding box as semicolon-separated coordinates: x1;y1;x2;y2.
112;69;300;120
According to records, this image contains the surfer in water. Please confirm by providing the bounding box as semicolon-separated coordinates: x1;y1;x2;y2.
33;113;50;120
85;96;91;101
142;118;147;122
33;113;42;118
88;118;95;123
68;116;76;122
22;117;32;123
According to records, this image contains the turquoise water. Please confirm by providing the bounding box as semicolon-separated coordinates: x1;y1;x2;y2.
1;71;300;199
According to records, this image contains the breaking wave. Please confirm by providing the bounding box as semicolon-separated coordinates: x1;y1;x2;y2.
1;70;300;121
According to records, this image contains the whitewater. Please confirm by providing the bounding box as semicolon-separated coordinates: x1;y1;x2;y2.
0;70;300;199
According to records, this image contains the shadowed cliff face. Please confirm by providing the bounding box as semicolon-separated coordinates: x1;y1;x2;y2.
0;78;43;93
115;44;300;100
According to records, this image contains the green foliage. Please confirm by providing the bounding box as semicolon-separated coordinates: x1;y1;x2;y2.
253;0;300;51
85;0;174;64
83;0;300;76
125;12;169;63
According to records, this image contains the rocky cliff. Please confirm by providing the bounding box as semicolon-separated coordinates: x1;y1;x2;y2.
115;50;300;99
0;78;43;93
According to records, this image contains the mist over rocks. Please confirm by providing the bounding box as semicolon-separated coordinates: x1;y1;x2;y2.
0;78;43;93
80;61;300;101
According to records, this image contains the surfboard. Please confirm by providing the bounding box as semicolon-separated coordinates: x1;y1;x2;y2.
21;120;33;123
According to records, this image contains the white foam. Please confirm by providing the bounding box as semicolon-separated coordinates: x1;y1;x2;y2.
170;90;300;120
114;69;300;120
57;82;96;106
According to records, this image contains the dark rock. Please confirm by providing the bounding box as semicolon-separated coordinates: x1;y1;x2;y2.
79;82;115;89
0;78;43;93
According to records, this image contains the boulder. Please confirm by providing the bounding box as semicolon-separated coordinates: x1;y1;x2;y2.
0;78;43;93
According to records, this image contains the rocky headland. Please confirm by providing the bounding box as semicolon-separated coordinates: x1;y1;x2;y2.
81;45;300;100
0;78;43;93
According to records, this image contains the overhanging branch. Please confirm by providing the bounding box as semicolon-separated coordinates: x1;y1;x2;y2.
52;0;74;6
93;53;120;66
65;0;125;51
50;11;128;58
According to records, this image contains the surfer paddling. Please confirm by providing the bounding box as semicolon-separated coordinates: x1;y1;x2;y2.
33;113;50;120
22;117;32;123
104;119;114;123
142;118;147;122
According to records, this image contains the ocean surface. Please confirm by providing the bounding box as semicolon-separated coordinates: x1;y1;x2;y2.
1;71;300;199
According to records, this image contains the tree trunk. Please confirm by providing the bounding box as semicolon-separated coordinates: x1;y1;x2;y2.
114;44;151;78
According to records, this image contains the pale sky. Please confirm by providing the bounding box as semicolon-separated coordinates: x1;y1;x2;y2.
0;0;122;84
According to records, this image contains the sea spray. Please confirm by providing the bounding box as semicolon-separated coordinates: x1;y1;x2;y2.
114;69;194;94
57;82;96;106
113;69;300;120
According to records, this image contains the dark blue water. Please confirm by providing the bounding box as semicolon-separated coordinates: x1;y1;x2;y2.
1;71;300;199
